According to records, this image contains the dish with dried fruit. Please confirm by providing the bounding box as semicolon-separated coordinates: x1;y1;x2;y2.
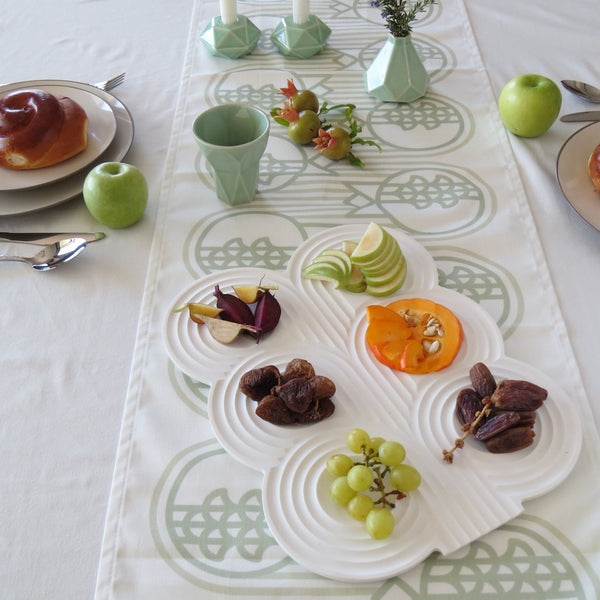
162;224;581;583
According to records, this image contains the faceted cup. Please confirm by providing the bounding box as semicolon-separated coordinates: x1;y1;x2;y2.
192;104;270;205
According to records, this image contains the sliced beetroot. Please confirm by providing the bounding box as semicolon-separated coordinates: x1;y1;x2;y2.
214;284;254;326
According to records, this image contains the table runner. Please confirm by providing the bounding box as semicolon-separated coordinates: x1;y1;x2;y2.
95;0;600;597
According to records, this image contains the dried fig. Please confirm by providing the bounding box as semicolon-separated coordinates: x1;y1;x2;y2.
255;394;295;425
309;375;336;400
239;365;281;401
272;378;314;413
295;397;335;423
282;358;315;382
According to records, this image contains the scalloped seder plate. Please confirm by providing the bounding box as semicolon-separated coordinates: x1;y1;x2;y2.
162;224;582;583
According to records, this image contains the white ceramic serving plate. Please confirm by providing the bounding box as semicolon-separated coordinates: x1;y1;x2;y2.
0;80;133;216
0;84;117;191
556;121;600;231
162;224;582;582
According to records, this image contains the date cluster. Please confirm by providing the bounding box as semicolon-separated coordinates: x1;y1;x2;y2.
445;362;547;462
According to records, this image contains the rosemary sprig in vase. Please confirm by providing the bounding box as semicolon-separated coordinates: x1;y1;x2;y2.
365;0;436;102
370;0;436;38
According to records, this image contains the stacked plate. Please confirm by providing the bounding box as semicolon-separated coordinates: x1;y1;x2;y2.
0;79;134;216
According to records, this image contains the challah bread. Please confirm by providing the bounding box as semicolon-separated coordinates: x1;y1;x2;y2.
0;89;88;170
589;143;600;193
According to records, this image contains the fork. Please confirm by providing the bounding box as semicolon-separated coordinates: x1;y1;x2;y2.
91;72;126;92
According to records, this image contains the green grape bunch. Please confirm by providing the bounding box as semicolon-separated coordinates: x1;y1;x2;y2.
325;428;422;540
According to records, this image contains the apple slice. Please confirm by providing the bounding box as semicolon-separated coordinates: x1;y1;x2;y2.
360;245;404;278
365;261;407;297
303;262;347;288
342;240;358;256
345;264;367;293
350;222;390;264
318;249;352;279
364;257;406;286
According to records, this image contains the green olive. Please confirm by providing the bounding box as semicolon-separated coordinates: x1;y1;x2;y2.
288;110;322;145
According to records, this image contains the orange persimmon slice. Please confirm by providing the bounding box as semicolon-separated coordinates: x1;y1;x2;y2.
365;298;463;374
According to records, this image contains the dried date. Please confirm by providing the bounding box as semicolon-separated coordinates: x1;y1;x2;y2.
469;362;496;398
491;379;547;411
456;388;484;427
474;411;520;441
485;426;535;453
490;409;536;428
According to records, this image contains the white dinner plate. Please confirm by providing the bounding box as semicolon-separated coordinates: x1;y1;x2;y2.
0;80;133;216
556;121;600;231
162;225;582;582
0;84;117;191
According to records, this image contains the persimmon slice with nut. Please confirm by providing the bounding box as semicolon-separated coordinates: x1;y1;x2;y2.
366;299;463;374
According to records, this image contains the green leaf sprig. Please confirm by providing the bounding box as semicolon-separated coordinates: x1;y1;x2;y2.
370;0;436;38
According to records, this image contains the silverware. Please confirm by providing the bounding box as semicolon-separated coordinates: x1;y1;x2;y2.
90;72;126;92
560;111;600;123
0;237;88;271
561;80;600;103
0;232;105;245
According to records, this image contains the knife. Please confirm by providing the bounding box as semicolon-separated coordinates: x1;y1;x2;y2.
0;232;105;245
560;111;600;122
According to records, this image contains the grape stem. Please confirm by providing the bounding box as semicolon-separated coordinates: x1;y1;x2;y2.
361;446;406;509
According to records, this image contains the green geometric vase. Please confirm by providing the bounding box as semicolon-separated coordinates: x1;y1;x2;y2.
365;35;429;102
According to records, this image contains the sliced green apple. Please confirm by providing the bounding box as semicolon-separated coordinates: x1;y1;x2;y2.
364;257;406;286
349;222;390;264
365;261;407;297
345;264;367;293
303;262;348;288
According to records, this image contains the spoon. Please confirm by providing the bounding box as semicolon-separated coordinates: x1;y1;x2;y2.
561;80;600;103
0;237;88;271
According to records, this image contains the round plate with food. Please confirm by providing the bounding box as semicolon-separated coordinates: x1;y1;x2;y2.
0;82;117;191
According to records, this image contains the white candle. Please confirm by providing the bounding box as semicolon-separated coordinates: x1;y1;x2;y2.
219;0;237;25
292;0;310;24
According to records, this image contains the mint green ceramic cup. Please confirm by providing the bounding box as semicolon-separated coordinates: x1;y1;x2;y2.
193;104;270;205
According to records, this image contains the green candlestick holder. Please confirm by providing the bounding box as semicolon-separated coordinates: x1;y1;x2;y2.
200;15;261;59
270;14;331;59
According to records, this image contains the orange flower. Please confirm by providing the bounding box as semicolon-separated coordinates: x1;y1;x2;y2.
274;102;299;123
279;78;299;99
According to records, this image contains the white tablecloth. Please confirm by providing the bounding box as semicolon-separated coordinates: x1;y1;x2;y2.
1;1;599;598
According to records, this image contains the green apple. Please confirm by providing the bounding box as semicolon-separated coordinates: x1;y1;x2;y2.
498;74;561;138
83;162;148;228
